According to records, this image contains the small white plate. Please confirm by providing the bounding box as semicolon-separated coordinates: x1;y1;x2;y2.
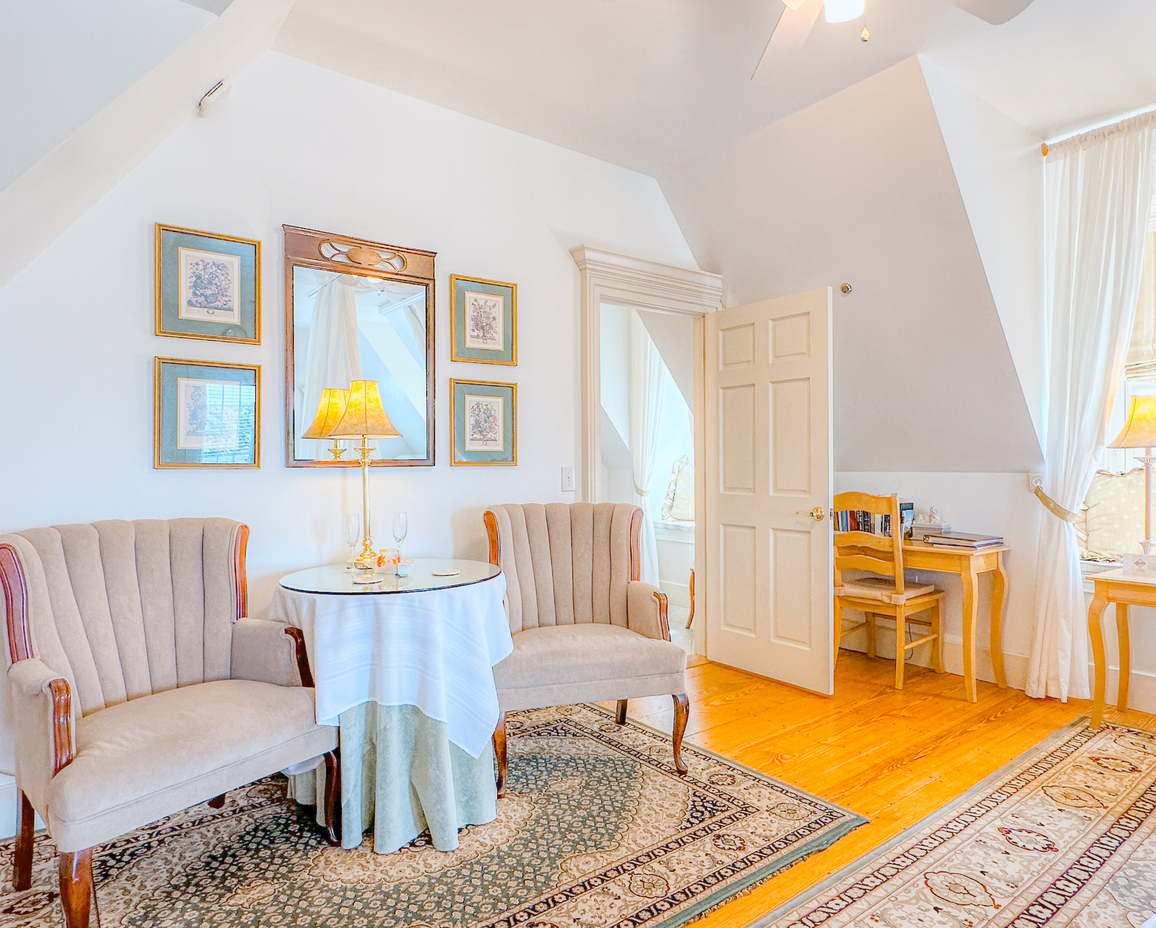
431;569;460;577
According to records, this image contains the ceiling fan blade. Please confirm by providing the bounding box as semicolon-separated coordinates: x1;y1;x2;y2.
751;0;823;80
941;0;1037;26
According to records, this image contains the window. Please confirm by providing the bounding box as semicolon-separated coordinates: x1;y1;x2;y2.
1082;228;1156;561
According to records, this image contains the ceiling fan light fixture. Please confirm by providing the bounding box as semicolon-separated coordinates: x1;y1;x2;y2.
824;0;865;23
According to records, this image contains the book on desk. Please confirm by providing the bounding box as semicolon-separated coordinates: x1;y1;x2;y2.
919;531;1004;550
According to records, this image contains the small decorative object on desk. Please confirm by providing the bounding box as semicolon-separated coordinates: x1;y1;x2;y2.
1123;553;1156;578
432;568;461;577
920;531;1004;549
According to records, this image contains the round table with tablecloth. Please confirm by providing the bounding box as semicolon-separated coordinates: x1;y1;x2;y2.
271;559;511;853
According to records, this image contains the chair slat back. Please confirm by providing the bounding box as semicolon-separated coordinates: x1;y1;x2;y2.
833;492;904;594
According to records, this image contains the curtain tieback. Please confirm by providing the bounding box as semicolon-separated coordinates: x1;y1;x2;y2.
1032;484;1080;524
634;485;650;497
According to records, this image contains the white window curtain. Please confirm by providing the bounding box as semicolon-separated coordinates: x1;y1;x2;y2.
1028;112;1156;701
629;311;665;585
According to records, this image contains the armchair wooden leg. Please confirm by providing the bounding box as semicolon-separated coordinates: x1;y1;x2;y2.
207;794;226;809
616;699;628;725
672;694;689;776
322;749;341;846
14;789;33;891
59;849;93;928
494;712;508;799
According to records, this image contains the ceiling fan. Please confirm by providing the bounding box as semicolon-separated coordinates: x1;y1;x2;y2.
752;0;1038;78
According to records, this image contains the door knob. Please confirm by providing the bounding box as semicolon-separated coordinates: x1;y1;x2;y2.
809;507;825;521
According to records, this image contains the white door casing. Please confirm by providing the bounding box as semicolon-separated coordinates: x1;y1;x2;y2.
705;288;834;694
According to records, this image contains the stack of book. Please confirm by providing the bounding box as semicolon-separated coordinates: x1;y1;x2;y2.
834;502;914;539
919;531;1003;550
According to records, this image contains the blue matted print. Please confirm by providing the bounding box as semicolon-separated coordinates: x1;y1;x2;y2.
450;275;516;365
155;358;260;468
156;224;261;343
451;379;516;465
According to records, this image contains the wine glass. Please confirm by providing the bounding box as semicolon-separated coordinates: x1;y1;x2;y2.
392;512;408;556
344;514;361;570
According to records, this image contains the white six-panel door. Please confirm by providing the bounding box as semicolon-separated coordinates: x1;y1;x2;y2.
704;288;834;694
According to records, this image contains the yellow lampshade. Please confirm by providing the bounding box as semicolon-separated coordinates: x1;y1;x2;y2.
329;380;401;439
1109;395;1156;449
301;388;350;439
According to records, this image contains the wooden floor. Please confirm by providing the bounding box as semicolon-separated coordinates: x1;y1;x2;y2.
602;651;1156;928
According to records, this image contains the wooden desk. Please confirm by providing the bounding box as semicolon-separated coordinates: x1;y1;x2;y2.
1088;569;1155;728
902;542;1009;702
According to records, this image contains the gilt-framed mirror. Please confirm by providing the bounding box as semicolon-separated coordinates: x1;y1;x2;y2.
284;225;435;467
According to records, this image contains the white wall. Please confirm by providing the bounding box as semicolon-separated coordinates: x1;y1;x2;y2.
920;57;1045;444
0;51;697;780
659;56;1042;474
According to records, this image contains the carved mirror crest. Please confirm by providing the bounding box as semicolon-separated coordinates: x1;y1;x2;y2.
284;225;435;467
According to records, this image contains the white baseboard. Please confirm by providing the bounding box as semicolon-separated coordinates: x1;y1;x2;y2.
0;775;45;840
660;580;690;609
840;631;1156;715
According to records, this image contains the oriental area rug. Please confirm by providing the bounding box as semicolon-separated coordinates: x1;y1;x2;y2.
0;703;864;928
757;719;1156;928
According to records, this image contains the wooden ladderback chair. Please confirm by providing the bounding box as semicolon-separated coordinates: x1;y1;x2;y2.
832;492;945;689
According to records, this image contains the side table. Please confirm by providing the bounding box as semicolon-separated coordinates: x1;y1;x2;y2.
1088;568;1155;728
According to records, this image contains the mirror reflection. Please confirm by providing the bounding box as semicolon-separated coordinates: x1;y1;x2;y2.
291;266;430;464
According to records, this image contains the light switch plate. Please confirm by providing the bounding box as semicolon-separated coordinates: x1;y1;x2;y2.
561;466;576;492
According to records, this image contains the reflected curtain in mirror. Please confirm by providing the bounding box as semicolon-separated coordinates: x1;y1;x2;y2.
284;226;435;466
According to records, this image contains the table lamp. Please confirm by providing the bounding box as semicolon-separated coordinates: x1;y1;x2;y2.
328;380;401;571
301;388;350;460
1108;394;1156;554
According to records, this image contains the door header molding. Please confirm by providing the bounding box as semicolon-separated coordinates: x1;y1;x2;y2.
571;246;723;317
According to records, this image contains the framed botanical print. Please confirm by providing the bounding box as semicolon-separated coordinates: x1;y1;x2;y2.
155;224;261;344
451;379;516;465
450;275;516;365
155;358;260;468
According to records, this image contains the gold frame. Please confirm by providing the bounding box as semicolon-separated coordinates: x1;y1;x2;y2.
154;357;261;469
450;378;518;466
450;274;518;366
154;223;262;345
283;225;436;468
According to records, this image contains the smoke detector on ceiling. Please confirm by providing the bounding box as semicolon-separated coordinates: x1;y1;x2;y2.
197;79;232;118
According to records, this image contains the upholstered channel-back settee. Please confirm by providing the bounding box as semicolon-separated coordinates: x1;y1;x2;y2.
1;518;338;928
484;503;690;795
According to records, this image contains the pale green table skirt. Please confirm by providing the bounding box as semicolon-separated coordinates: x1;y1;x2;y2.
291;702;497;854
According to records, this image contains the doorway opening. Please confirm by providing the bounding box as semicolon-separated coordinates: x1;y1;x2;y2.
597;302;697;654
571;246;723;660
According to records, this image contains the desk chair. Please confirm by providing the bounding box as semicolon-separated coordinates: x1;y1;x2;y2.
833;492;945;689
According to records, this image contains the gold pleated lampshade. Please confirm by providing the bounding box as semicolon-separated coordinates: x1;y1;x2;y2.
329;380;401;439
1109;395;1156;449
302;388;350;439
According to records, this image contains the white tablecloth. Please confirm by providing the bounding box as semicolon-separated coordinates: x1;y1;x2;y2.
270;572;511;758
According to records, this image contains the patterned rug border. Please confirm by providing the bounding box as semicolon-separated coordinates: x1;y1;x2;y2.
578;703;870;928
743;715;1096;928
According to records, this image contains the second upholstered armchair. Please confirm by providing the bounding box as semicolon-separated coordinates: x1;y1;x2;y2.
484;503;690;796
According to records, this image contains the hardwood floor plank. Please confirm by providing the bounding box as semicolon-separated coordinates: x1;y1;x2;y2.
618;651;1154;928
